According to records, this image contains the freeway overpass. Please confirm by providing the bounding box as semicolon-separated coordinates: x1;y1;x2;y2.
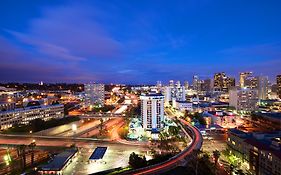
121;118;203;175
0;134;147;149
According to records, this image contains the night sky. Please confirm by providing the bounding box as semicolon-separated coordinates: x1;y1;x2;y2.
0;0;281;84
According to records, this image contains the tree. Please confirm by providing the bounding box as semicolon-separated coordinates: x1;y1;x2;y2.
168;126;180;137
18;145;27;171
30;118;45;132
29;141;36;166
213;150;221;174
99;118;104;136
129;152;147;169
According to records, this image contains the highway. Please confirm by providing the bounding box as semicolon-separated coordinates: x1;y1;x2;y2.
122;118;203;175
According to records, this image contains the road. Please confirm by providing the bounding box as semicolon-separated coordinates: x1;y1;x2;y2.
80;118;124;137
123;118;203;175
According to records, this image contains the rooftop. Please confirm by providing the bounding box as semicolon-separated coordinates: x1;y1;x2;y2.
89;147;107;160
40;149;77;171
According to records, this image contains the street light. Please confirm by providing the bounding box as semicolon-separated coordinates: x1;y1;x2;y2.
72;124;77;132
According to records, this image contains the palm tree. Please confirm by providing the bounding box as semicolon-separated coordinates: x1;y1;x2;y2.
99;118;104;136
213;150;221;174
29;141;36;166
18;144;27;171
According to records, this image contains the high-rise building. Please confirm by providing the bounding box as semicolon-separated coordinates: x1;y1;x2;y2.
257;76;268;100
223;77;235;91
164;86;171;105
175;80;181;88
184;81;189;89
277;75;281;98
156;81;162;88
201;79;211;92
140;93;164;130
214;72;226;91
169;80;174;87
240;72;253;88
84;83;105;107
229;87;258;111
192;75;199;92
164;83;185;104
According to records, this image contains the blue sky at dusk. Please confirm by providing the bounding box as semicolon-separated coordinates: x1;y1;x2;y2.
0;0;281;84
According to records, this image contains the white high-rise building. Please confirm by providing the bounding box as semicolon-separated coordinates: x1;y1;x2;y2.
84;83;105;107
140;93;164;130
229;87;258;111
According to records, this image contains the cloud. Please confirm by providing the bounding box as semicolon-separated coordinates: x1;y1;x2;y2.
219;43;281;59
6;3;124;62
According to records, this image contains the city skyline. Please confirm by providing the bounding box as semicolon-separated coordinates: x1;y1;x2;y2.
1;1;281;84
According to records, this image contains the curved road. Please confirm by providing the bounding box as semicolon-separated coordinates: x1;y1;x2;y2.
123;118;202;175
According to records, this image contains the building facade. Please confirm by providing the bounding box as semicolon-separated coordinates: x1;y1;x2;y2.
140;93;164;130
240;72;253;88
227;129;281;175
229;87;258;111
0;104;64;130
84;83;105;107
257;76;269;100
277;75;281;99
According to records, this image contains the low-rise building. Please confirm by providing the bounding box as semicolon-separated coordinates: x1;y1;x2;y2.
172;100;193;111
227;129;281;175
0;104;64;130
39;148;78;175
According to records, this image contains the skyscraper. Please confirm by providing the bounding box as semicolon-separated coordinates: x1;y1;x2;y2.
214;72;226;91
201;79;211;92
240;72;252;88
223;77;235;91
169;80;174;87
140;93;164;130
277;75;281;98
184;81;189;89
192;75;199;92
257;76;268;100
84;83;105;107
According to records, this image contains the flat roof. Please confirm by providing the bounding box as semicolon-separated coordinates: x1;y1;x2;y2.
41;149;77;171
89;147;107;160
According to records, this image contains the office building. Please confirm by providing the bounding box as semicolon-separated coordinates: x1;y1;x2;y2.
227;129;281;175
277;75;281;98
184;81;189;89
201;79;211;92
214;72;235;92
84;83;105;107
214;72;226;91
257;76;269;100
223;77;235;91
169;80;174;87
140;93;164;130
229;87;258;111
192;75;200;92
0;104;64;130
164;86;171;105
240;72;253;88
156;81;162;88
